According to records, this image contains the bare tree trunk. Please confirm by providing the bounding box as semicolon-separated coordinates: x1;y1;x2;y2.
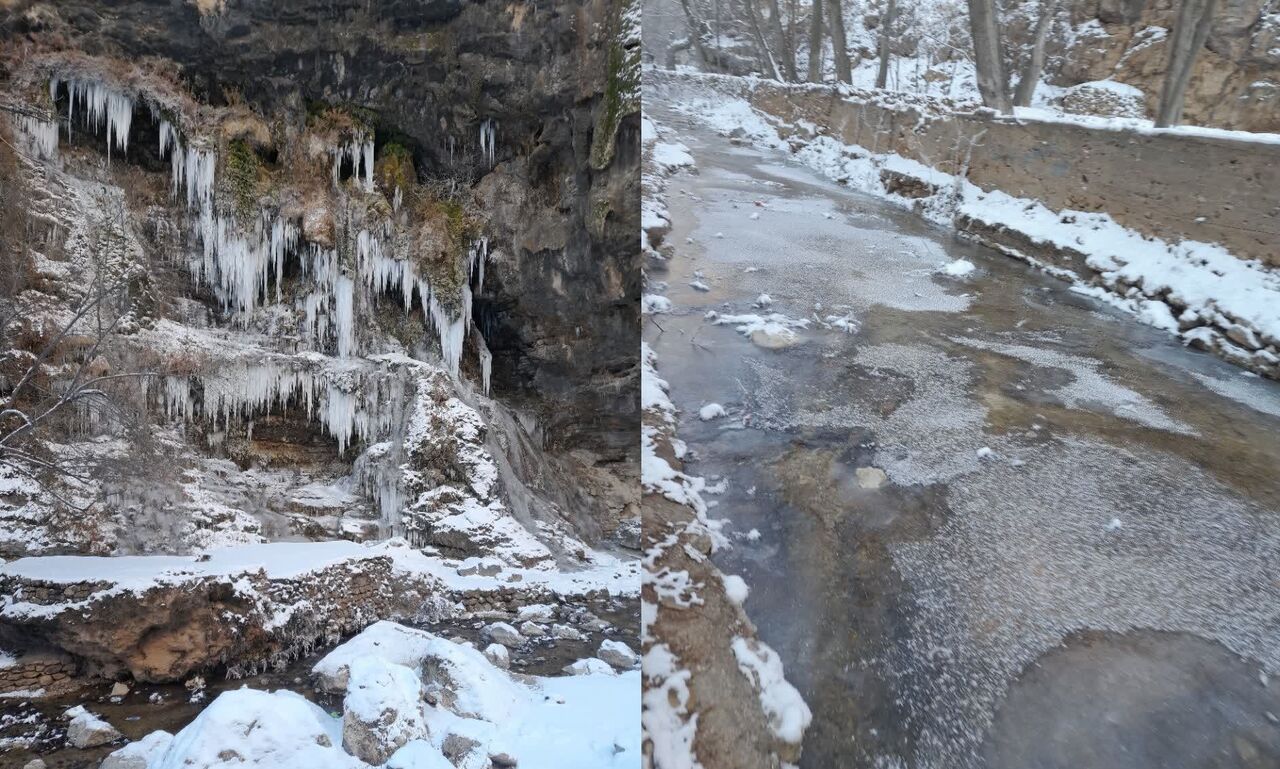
967;0;1011;112
806;0;824;81
875;0;897;89
1157;0;1217;127
827;0;852;83
767;0;798;80
1013;0;1054;107
746;0;784;80
678;0;716;69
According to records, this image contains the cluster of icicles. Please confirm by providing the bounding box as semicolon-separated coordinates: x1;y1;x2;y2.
158;359;412;456
23;76;495;389
156;358;413;530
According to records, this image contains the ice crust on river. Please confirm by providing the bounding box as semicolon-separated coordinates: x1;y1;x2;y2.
666;80;1280;374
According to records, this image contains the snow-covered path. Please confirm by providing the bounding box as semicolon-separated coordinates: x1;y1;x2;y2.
644;97;1280;769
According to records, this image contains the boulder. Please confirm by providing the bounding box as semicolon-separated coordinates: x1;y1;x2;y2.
598;640;640;670
518;621;545;638
341;658;428;765
99;731;175;769
483;643;510;670
485;622;523;647
64;706;122;748
563;657;615;676
551;624;585;641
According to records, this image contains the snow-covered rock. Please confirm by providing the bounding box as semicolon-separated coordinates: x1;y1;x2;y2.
485;622;524;648
563;657;616;676
597;640;640;671
134;621;639;769
698;403;727;421
146;689;364;768
551;624;586;641
100;730;174;769
385;739;455;769
483;643;510;670
519;621;546;638
942;259;975;277
1061;80;1148;119
642;294;673;314
515;604;555;623
313;621;440;692
721;574;750;606
64;706;122;748
731;637;812;747
341;657;428;765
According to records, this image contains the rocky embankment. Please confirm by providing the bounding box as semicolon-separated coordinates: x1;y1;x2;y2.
640;121;811;767
0;540;639;689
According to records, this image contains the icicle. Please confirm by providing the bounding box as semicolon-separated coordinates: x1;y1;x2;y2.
467;237;490;294
64;79;134;160
330;131;375;192
361;138;375;192
166;359;419;457
479;119;496;167
478;334;493;396
335;275;355;358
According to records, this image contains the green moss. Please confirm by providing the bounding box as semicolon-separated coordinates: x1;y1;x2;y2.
305;102;375;135
589;0;640;171
223;139;262;220
375;143;416;197
410;189;481;311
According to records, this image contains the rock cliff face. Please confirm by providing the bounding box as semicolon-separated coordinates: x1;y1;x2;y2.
1012;0;1280;131
0;0;640;558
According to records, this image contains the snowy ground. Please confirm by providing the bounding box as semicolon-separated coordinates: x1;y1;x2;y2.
88;621;639;769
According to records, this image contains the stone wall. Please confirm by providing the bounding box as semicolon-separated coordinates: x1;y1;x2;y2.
0;651;80;697
713;77;1280;267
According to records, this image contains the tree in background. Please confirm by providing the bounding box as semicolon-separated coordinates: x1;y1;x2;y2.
807;0;825;81
827;0;853;83
1157;0;1217;126
1012;0;1054;107
875;0;898;88
967;0;1010;111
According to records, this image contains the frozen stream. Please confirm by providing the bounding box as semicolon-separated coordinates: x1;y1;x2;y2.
645;102;1280;769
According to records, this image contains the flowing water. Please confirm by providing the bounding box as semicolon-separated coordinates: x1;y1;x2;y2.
645;100;1280;769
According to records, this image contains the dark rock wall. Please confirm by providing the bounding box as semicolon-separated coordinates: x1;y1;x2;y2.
2;0;640;460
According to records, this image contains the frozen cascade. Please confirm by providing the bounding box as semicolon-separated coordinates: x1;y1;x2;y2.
353;441;408;535
11;114;58;160
54;77;134;160
34;76;494;386
357;228;491;382
479;119;496;167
